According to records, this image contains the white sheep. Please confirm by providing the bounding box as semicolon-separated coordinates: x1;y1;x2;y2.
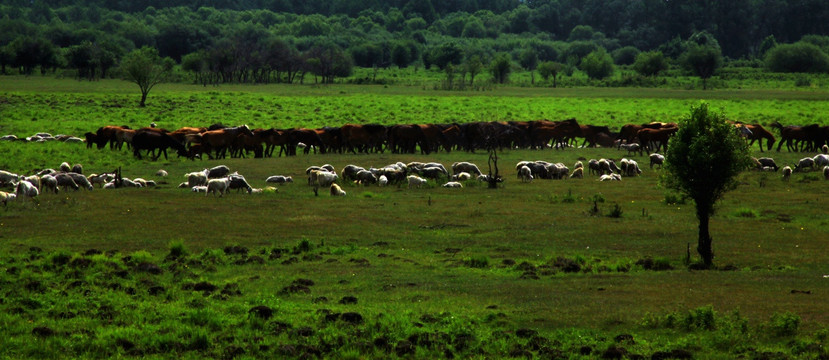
794;157;815;172
71;164;83;174
813;154;829;168
187;171;208;187
121;178;142;188
407;175;428;188
599;174;622;181
824;165;829;180
378;175;388;187
87;173;113;188
178;182;189;188
206;178;230;197
156;169;168;177
15;180;39;198
41;175;59;194
59;162;71;172
620;142;642;156
54;173;80;191
569;167;584;179
587;159;601;176
310;170;338;188
0;170;19;185
22;175;41;191
442;181;463;188
355;170;377;185
477;174;491;182
649;153;665;169
823;144;829;154
266;175;293;184
452;172;471;181
330;183;346;196
518;165;533;183
574;161;583;170
782;166;793;180
0;191;14;205
207;165;231;179
451;162;482;176
132;178;148;187
66;173;93;190
191;186;208;193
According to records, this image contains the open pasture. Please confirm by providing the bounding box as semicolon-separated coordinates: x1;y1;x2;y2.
1;79;829;358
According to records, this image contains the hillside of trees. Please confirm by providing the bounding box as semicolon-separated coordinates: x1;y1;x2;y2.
1;0;828;85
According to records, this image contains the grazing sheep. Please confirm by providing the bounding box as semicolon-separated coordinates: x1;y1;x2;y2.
569;167;584;179
378;175;388;187
250;188;263;194
88;173;113;188
518;165;533;183
121;178;142;188
548;163;569;179
477;174;491;182
36;169;56;176
0;190;14;205
649;153;665;169
63;137;83;143
22;175;41;191
341;165;366;181
206;178;230;197
228;174;253;193
207;165;230;179
187;171;208;187
597;159;611;175
310;170;338;188
587;159;601;176
621;159;642;177
452;172;472;181
66;173;93;190
178;182;189;188
59;162;71;172
451;162;482;176
40;175;59;194
15;180;39;198
794;157;815;172
330;183;346;196
442;181;463;188
103;182;117;189
71;164;83;174
0;170;20;185
266;175;293;184
754;157;779;171
54;173;80;191
355;169;377;185
156;170;168;177
782;166;793;180
823;144;828;154
407;175;428;188
620;142;642;156
192;186;208;193
574;161;583;170
607;159;621;174
599;174;622;181
813;154;829;168
418;166;447;180
824;165;829;180
321;164;335;173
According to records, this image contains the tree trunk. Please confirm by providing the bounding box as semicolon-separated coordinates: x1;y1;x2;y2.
139;91;148;107
697;211;713;267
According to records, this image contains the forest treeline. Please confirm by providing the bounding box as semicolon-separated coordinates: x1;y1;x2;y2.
1;0;828;85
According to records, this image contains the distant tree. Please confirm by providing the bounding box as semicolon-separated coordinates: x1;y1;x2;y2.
490;53;512;84
461;18;486;38
0;45;14;74
10;36;59;75
579;49;614;80
537;61;563;87
350;42;384;68
758;35;777;57
681;43;722;89
764;42;829;73
119;46;174;107
568;25;595;41
611;46;640;65
463;55;483;86
305;43;353;84
662;103;752;268
65;42;97;80
633;51;668;77
519;48;538;84
427;42;463;70
404;17;428;32
561;41;599;66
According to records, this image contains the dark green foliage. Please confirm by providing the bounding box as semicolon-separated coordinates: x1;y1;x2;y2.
579;48;614;80
633;51;668;77
769;312;800;336
662;103;753;266
681;44;723;89
611;46;639;66
764;42;829;73
305;43;353;84
119;46;174;107
537;61;562;87
426;42;463;70
489;53;512;84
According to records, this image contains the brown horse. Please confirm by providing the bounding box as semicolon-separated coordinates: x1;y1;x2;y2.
131;131;188;160
95;125;130;149
637;127;678;153
198;125;255;159
738;123;775;152
771;121;820;152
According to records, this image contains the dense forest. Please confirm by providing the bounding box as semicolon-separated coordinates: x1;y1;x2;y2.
1;0;829;84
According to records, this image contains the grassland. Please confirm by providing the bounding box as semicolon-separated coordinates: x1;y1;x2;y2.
1;77;828;358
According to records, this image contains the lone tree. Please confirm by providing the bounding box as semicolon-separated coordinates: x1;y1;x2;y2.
681;43;722;90
662;103;752;268
120;46;174;107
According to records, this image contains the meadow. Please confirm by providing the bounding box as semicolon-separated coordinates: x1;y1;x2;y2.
0;77;828;359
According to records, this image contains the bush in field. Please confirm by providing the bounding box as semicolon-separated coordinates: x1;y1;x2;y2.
612;46;640;65
490;53;512;84
764;42;829;73
579;49;614;80
537;61;563;87
681;44;722;89
769;312;800;336
633;51;668;77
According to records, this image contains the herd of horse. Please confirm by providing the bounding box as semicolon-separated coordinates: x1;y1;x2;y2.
82;119;829;161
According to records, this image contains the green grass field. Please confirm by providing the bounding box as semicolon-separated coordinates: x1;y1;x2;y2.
1;77;828;359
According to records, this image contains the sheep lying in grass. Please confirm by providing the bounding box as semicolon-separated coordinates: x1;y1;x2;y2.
599;174;622;181
192;186;208;193
156;170;168;177
442;181;463;188
407;175;428;189
782;166;793;180
88;173;114;188
266;175;293;184
452;172;471;181
330;183;346;196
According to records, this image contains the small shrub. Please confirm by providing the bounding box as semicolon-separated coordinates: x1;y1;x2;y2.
562;189;576;203
607;203;623;218
769;312;800;336
794;75;812;87
733;208;758;218
664;192;687;205
293;239;313;253
128;250;155;264
683;305;717;331
464;256;489;268
168;240;188;259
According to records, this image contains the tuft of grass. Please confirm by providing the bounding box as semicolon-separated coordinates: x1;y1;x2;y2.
768;312;800;337
167;240;188;259
562;189;576;203
733;207;759;218
463;256;490;269
607;203;623;218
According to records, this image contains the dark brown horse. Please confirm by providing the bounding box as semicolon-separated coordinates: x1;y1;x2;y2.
131;131;188;160
198;125;255;159
772;121;820;152
637;126;678;153
737;123;775;152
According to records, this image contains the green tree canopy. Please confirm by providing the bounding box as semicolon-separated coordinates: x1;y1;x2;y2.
119;46;174;107
633;51;668;77
681;44;722;89
764;42;829;73
579;48;614;80
662;103;753;268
